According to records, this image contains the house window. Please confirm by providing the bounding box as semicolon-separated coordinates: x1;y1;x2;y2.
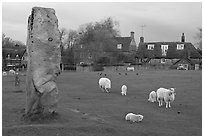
117;44;122;49
16;54;19;58
147;44;154;50
161;45;168;56
7;54;10;59
161;58;166;63
177;44;184;50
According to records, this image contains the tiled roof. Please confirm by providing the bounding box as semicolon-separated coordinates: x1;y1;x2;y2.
138;42;201;59
114;37;131;52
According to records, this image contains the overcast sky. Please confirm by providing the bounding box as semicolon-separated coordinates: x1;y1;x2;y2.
2;2;202;45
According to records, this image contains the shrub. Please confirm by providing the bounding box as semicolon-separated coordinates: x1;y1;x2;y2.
92;64;104;71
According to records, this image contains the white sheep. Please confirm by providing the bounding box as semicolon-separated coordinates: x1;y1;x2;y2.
121;85;127;96
9;70;15;75
156;87;176;108
3;71;7;76
98;77;111;93
125;113;144;122
148;91;157;103
127;66;134;71
164;88;176;108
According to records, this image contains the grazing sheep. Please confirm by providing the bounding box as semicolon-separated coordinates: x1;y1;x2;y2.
9;69;15;75
148;91;157;103
3;71;7;76
121;85;127;96
127;67;134;71
125;113;144;122
98;77;111;93
156;87;176;108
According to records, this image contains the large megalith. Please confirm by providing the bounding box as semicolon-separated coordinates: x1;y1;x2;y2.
25;7;61;116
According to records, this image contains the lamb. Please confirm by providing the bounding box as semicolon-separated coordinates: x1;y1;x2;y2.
121;85;127;96
156;87;176;108
98;77;111;93
2;71;7;76
125;113;144;122
148;91;157;102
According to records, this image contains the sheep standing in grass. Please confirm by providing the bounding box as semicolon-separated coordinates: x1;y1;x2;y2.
163;88;176;108
98;77;111;93
125;113;144;122
156;87;176;108
9;70;15;75
121;85;127;96
148;91;157;103
3;71;7;76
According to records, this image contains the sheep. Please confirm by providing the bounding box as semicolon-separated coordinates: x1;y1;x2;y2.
148;91;157;103
156;87;176;108
98;77;111;93
127;67;134;71
121;85;127;96
125;113;144;122
2;71;7;76
164;88;176;108
125;113;134;121
9;69;15;75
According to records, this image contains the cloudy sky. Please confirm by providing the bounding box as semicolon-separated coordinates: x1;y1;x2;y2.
2;2;202;45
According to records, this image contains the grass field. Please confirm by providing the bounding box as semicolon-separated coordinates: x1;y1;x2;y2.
2;70;202;136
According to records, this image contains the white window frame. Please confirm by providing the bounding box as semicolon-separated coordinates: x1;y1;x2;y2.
161;45;168;56
177;44;184;50
117;44;122;49
147;44;154;50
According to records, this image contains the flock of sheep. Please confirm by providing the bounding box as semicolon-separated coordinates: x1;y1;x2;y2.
2;70;16;76
98;75;176;123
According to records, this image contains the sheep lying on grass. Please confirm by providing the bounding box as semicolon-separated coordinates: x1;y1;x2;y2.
148;91;157;103
98;77;111;93
156;87;176;108
121;85;127;96
125;113;144;123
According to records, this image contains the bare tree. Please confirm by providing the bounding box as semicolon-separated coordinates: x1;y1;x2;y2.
194;28;202;50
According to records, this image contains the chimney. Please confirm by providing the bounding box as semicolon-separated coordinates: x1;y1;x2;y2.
140;36;144;43
130;31;137;51
181;33;185;42
130;31;134;40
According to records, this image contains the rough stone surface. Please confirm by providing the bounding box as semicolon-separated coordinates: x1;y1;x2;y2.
26;7;61;115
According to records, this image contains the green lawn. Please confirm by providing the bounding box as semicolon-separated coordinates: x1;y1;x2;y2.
2;70;202;136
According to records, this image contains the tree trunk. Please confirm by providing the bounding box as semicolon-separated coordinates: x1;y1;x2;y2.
25;7;61;115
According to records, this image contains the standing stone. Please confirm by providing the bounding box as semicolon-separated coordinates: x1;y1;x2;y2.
25;7;61;115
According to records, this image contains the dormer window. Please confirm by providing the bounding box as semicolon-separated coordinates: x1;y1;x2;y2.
117;44;122;49
147;44;154;50
177;44;184;50
161;45;168;56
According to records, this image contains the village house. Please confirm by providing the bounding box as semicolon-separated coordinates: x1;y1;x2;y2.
137;33;202;70
2;44;26;71
73;31;137;65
